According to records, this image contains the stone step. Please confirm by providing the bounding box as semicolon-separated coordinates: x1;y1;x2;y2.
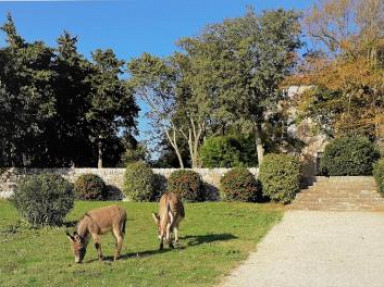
290;176;384;211
294;195;384;200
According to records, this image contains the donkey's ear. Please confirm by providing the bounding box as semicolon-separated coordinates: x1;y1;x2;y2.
152;213;160;224
73;231;82;241
66;231;75;242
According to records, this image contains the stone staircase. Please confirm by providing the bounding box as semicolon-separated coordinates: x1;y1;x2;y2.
290;176;384;211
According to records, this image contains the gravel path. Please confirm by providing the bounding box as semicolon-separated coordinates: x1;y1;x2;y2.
221;211;384;287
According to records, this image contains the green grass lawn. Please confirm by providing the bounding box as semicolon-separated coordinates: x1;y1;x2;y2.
0;200;283;287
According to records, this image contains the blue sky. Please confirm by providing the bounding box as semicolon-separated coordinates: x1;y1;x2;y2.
0;0;314;147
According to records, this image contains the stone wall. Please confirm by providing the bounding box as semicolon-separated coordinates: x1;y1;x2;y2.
0;167;259;199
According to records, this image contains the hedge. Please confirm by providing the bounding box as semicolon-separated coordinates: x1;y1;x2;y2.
74;174;106;200
373;159;384;196
123;161;156;201
12;174;74;226
259;153;300;203
321;136;378;176
220;167;262;202
167;170;203;201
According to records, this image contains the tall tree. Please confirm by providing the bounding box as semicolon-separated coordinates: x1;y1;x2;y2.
128;53;186;167
129;8;301;167
178;8;302;164
290;0;384;138
0;15;139;167
50;31;93;166
0;13;56;167
87;49;138;168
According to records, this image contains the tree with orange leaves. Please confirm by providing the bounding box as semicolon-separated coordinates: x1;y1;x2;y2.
288;0;384;138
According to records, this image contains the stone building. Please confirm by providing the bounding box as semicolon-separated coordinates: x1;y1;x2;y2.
284;86;329;178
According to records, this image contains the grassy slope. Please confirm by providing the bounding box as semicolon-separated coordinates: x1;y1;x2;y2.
0;200;283;287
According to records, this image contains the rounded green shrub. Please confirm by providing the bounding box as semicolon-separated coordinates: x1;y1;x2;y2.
259;153;300;203
201;135;258;168
220;167;262;202
12;174;74;226
74;174;106;200
373;159;384;196
167;170;203;201
321;136;378;176
123;161;156;201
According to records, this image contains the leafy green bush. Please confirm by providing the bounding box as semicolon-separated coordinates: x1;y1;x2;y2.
201;135;258;168
259;153;300;203
167;170;203;201
123;161;156;201
74;174;106;200
220;167;262;202
321;136;378;176
373;159;384;196
12;174;74;226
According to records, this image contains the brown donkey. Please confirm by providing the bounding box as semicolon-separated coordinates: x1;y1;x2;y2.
66;205;126;263
152;192;185;250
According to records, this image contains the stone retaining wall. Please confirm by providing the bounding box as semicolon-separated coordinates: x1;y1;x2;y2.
0;167;258;199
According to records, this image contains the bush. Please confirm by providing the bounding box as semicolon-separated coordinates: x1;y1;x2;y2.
220;167;262;202
74;174;106;200
12;174;74;226
321;136;378;176
259;153;300;203
373;159;384;196
123;161;156;201
201;135;258;168
167;170;203;201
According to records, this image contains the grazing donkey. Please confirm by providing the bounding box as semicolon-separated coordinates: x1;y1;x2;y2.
152;192;185;250
66;205;126;263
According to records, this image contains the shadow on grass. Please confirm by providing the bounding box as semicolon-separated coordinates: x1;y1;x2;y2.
182;233;238;247
85;233;236;263
86;248;177;263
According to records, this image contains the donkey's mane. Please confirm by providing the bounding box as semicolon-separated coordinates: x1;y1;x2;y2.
75;213;90;238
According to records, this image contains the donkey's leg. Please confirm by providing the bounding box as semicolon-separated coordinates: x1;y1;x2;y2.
92;234;103;261
113;228;124;261
159;236;164;250
166;223;174;249
174;226;179;243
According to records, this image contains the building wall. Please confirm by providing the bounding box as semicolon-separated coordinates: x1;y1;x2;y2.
286;86;330;178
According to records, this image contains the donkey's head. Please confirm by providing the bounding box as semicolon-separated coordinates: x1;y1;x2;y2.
151;211;174;242
66;231;87;263
151;213;162;239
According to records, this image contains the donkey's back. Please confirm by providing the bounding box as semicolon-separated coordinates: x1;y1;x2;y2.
159;192;185;219
87;205;126;234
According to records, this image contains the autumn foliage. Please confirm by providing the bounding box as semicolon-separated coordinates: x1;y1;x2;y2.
286;0;384;138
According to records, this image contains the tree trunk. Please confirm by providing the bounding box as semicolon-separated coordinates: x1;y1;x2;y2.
174;145;185;168
98;138;103;169
164;128;184;168
255;124;264;165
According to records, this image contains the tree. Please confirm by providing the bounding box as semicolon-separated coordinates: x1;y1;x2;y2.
0;13;56;167
50;31;94;166
290;0;384;138
129;8;301;167
128;53;187;167
87;49;138;168
0;15;139;167
178;8;302;164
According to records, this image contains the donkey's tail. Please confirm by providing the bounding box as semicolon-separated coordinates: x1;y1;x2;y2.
122;214;127;235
